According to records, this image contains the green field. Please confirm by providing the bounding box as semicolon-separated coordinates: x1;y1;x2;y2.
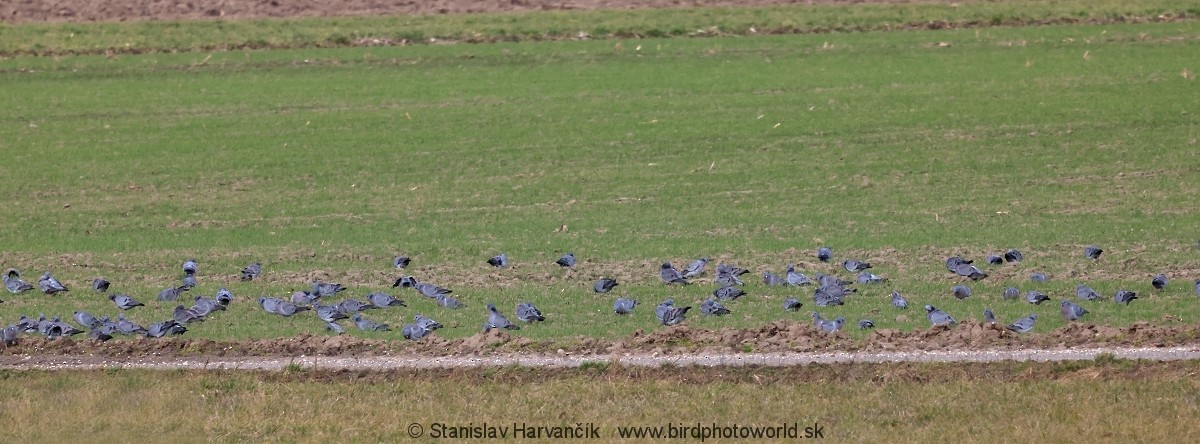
1;3;1198;344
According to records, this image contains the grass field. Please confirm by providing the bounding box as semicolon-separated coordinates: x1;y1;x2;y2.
3;359;1200;441
0;3;1198;344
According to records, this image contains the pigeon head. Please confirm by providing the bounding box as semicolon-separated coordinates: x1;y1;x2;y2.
661;262;673;269
924;305;936;313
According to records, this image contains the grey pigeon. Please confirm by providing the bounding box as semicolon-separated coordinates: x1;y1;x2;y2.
116;313;147;335
393;255;411;269
986;254;1004;266
258;297;283;314
109;293;144;310
952;285;972;300
414;314;443;331
983;308;997;324
215;288;234;306
555;252;576;268
89;325;114;342
1075;284;1100;301
783;298;803;311
92;278;110;293
681;256;709;279
315;303;349;322
352;314;390;331
240;262;261;281
312;281;346;297
182;258;197;275
953;263;988;281
191;296;225;317
657;302;691;326
157;286;188;302
856;271;886;284
395;277;452;298
367;292;406;308
38;271;68;295
945;256;972;273
1195;279;1200;297
1152;274;1168;290
1003;287;1021;301
592;277;619;295
813;286;847;307
817;247;832;263
925;305;956;326
715;263;746;287
487;253;509;268
699;299;730;316
858;319;875;330
325;321;345;335
484;303;520;331
1007;313;1038;334
436;294;465;309
4;269;33;294
655;299;674;320
180;274;197;289
713;286;745;300
891;291;908;309
1030;272;1048;282
811;312;844;333
515;302;545;323
613;298;637;315
291;290;319;305
1114;290;1138;305
146;320;187;338
1004;249;1024;263
594;278;618;293
3;324;20;347
716;263;750;277
842;260;871;273
659;262;689;285
762;271;785;287
275;301;311;317
816;273;853;288
401;324;427;340
786;265;812;286
73;310;100;329
1060;300;1089;321
173;305;204;324
1083;245;1103;260
1025;290;1050;305
337;298;377;313
15;315;38;332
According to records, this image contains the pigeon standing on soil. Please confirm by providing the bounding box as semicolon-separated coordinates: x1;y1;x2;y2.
1152;274;1168;290
699;299;731;316
110;293;144;310
681;256;709;279
986;254;1004;266
613;298;637;315
367;292;406;308
157;286;188;302
811;312;844;333
38;271;68;295
952;285;972;300
5;269;33;294
1114;290;1138;305
891;291;908;309
240;263;262;281
1003;287;1021;301
1007;313;1038;334
1075;284;1100;302
414;314;443;331
713;286;745;300
352;314;390;331
783;298;803;311
326;321;346;335
594;278;619;293
116;313;147;335
484;303;520;331
393;256;411;269
1060;300;1089;321
487;253;509;268
1025;290;1050;305
983;308;997;324
857;319;875;330
842;260;871;273
401;323;427;340
92;278;110;293
762;271;785;287
555;252;576;269
2;325;18;347
817;247;832;263
659;262;689;285
1004;249;1024;263
786;265;813;286
515;302;545;323
1195;279;1200;297
182;259;197;276
1083;245;1103;260
925;305;956;326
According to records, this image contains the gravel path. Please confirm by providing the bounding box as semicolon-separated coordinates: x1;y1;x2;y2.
5;346;1200;371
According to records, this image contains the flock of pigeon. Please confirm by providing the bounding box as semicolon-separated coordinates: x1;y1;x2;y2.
2;244;1198;347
